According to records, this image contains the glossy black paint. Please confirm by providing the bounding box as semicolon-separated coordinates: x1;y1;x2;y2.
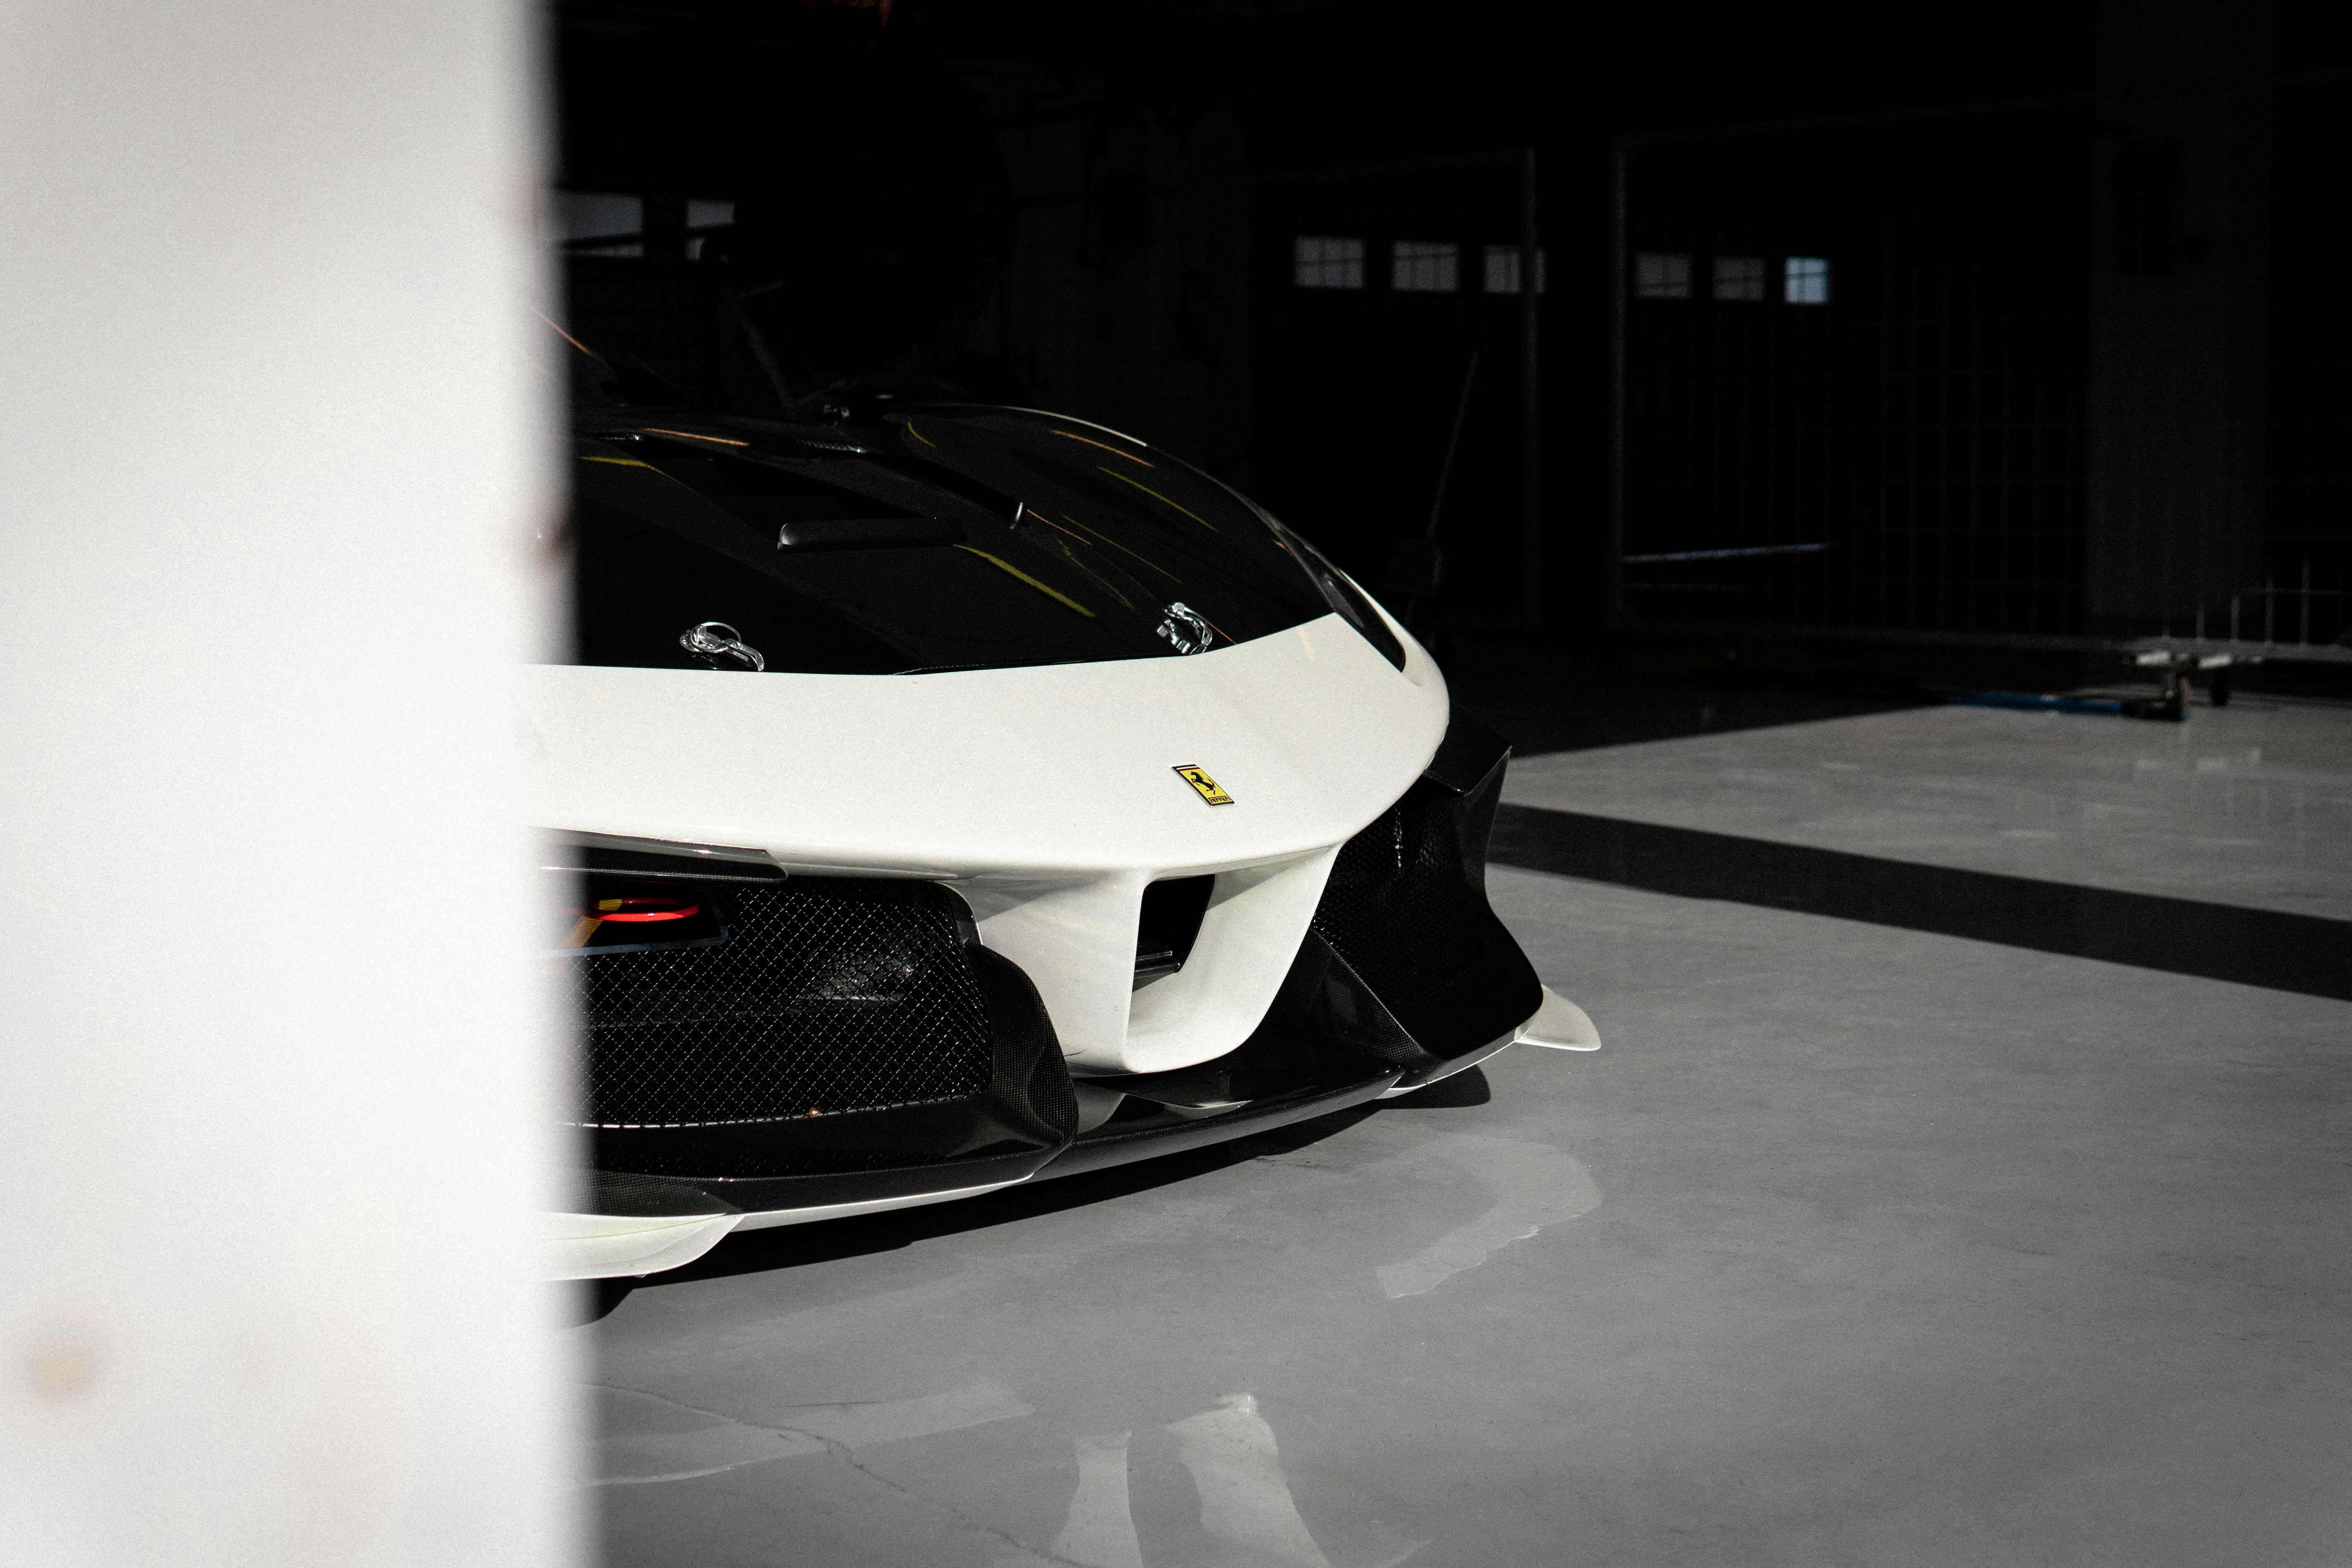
562;389;1408;676
1310;709;1544;1057
543;844;789;883
1034;1072;1401;1182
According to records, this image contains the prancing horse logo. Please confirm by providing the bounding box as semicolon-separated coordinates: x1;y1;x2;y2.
1172;764;1234;805
1156;601;1214;655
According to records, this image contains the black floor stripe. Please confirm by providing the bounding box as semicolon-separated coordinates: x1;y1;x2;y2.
1490;804;2352;1002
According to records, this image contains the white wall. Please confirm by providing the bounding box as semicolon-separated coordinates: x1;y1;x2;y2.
0;2;577;1563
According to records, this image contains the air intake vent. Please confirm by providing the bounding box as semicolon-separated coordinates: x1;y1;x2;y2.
1312;782;1490;1010
568;878;993;1128
1135;874;1214;981
1306;709;1540;1057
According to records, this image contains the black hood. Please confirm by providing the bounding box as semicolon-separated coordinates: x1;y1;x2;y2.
565;399;1400;676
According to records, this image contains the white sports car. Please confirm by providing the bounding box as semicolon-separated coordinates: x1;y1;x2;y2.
536;347;1597;1279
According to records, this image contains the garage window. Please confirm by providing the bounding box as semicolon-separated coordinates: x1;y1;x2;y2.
1392;241;1459;292
1785;256;1832;304
548;190;642;256
1483;245;1548;294
1294;236;1365;289
1636;252;1692;299
1712;256;1767;301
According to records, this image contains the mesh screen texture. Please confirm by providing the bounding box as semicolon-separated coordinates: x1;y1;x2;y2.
1312;784;1486;1011
570;881;993;1127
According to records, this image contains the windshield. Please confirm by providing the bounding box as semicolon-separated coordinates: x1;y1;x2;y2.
566;403;1341;675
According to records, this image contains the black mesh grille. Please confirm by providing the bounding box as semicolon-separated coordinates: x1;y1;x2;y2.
1312;782;1488;1010
568;880;993;1127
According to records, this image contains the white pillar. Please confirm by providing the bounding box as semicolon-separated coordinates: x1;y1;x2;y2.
0;2;577;1564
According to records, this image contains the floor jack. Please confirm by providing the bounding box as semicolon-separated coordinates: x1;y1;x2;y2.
2129;649;2249;714
1951;650;2248;722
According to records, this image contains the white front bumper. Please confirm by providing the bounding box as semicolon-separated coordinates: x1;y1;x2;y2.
522;610;1448;1074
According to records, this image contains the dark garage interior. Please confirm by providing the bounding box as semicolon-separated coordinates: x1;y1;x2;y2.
550;0;2352;680
533;4;2352;1564
7;0;2350;1555
7;0;2349;1553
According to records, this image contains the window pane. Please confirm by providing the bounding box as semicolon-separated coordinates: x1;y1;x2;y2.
1391;240;1459;293
683;200;734;260
1784;256;1831;304
1294;235;1365;289
1482;245;1548;295
547;190;642;256
1635;252;1692;299
1712;255;1766;301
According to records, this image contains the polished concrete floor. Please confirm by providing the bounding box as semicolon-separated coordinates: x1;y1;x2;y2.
1502;695;2352;920
580;693;2352;1567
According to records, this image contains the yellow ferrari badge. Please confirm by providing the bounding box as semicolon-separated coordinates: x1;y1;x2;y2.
1172;764;1234;805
